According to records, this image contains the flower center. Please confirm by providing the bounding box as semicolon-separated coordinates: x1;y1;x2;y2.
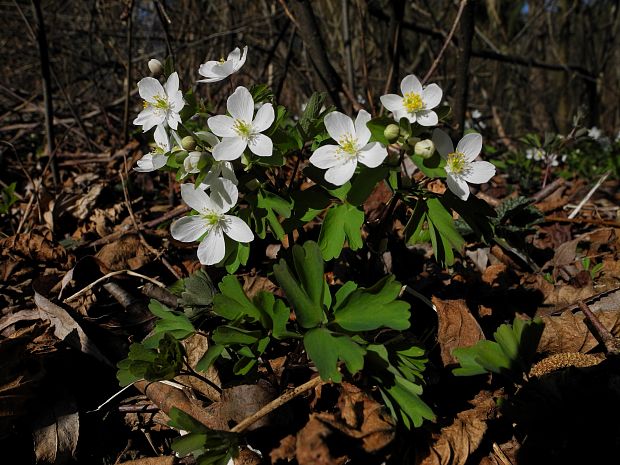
403;92;424;113
203;211;224;226
219;57;226;64
446;151;467;175
338;135;358;157
144;95;169;111
233;119;253;139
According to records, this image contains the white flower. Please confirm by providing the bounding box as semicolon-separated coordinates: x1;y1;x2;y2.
207;87;274;161
525;148;545;161
432;129;495;201
134;72;185;132
200;161;238;189
198;46;248;83
380;74;442;126
309;109;387;186
171;179;253;265
588;126;602;140
135;125;170;172
183;151;204;176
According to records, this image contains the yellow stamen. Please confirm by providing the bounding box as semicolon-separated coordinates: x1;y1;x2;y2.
446;151;467;175
337;135;358;157
233;120;252;138
403;92;424;113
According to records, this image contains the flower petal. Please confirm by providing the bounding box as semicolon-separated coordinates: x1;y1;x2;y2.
227;47;241;63
209;178;238;213
171;215;208;242
152;153;168;170
354;109;372;146
456;133;483;161
446;174;470;200
309;145;342;169
180;183;219;213
358;142;387;168
379;94;405;113
248;133;273;157
213;137;247;161
138;77;164;103
324;111;355;143
463;161;495;184
432;129;454;157
167;111;181;130
223;215;254;243
325;159;357;186
416;110;438;127
220;161;238;185
133;108;164;132
134;154;156;172
208;115;237;138
422;83;442;109
400;74;423;95
227;86;254;121
164;72;179;98
154;125;170;151
252;103;274;132
197;227;226;265
235;46;248;71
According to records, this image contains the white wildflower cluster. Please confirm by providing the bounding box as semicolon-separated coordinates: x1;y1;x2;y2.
132;47;496;265
133;48;259;265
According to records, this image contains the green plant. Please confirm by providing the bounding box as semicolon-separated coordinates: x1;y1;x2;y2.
581;256;604;279
452;316;545;381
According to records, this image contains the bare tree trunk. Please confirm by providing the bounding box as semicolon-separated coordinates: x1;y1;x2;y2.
453;0;475;138
290;0;343;108
385;0;405;94
31;0;59;187
122;0;134;146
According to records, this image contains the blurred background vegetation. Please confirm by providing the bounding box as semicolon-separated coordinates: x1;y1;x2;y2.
1;0;619;173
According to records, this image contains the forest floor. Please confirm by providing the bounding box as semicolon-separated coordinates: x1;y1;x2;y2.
1;134;619;465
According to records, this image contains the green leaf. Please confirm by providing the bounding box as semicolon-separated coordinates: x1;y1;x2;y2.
195;344;225;372
212;326;262;346
273;242;326;329
380;375;435;428
304;327;366;382
347;167;389;206
298;92;328;138
180;269;216;307
410;152;446;178
404;200;428;244
318;203;365;260
333;276;410;331
366;116;394;146
494;323;519;362
168;407;209;433
451;346;489;376
148;300;195;340
253;292;299;339
292;241;324;306
333;281;358;311
213;275;265;324
0;182;18;214
172;433;207;456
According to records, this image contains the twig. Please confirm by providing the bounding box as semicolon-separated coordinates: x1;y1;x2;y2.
230;376;324;433
567;171;611;219
577;300;620;355
422;0;468;84
492;442;514;465
63;269;166;304
544;216;620;228
29;0;59;187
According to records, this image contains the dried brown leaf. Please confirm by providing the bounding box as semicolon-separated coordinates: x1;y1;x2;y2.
33;291;111;366
31;398;79;464
95;233;150;271
270;434;297;463
117;457;175;465
416;391;496;465
433;298;485;366
296;415;345;465
538;309;620;354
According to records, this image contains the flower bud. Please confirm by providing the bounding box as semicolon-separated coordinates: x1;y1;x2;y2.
181;136;197;151
384;124;400;142
148;59;163;77
414;139;435;158
406;136;421;148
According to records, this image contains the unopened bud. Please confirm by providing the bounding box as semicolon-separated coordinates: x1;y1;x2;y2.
384;124;400;142
406;136;421;148
414;139;435;158
148;59;163;77
181;136;197;151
